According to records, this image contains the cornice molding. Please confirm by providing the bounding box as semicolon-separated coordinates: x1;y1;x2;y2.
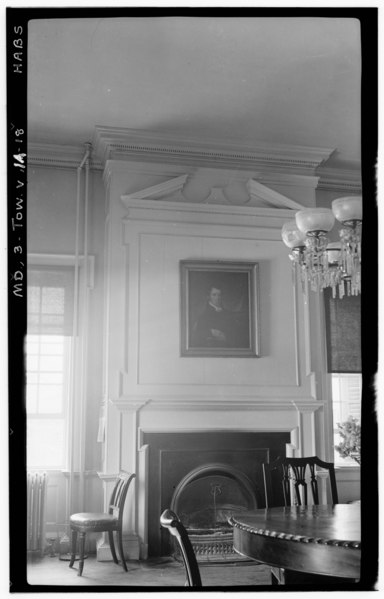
28;135;361;194
316;166;362;193
28;136;362;194
28;142;103;171
93;125;334;175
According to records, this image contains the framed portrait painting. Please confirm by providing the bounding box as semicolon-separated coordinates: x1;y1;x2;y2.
180;260;260;357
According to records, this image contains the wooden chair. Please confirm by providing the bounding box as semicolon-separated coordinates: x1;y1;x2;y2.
262;456;342;586
160;509;202;587
69;472;135;576
263;456;338;508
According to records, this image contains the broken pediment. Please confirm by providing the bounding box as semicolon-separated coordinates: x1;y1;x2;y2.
246;179;305;210
121;174;189;205
121;174;310;209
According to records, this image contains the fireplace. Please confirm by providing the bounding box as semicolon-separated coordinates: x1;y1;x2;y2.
143;431;290;558
170;462;257;562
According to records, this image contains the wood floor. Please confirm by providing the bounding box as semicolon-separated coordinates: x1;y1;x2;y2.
26;553;272;589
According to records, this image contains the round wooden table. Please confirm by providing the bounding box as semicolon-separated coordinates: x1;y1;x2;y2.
229;504;360;580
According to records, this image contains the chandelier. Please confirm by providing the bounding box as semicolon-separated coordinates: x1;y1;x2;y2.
281;196;362;299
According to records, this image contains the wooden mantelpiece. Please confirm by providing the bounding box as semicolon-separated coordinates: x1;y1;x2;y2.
98;136;337;560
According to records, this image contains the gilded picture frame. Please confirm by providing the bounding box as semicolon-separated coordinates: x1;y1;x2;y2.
180;260;260;357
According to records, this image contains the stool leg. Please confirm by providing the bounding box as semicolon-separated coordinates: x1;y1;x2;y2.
78;532;86;576
108;531;119;564
116;529;128;572
69;529;77;568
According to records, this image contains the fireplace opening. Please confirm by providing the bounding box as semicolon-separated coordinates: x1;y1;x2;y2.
171;463;257;562
143;431;291;558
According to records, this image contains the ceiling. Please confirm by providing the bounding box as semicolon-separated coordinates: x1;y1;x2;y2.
28;15;362;168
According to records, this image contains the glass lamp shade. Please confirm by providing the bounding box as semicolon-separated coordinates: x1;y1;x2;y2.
295;208;335;235
326;242;341;265
281;220;306;248
332;196;362;223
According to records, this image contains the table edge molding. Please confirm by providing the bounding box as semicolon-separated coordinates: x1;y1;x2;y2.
228;516;361;550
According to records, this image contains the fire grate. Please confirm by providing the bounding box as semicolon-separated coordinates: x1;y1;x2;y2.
171;463;258;563
174;529;247;563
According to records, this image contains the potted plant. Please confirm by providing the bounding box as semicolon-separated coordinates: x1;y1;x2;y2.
335;416;361;465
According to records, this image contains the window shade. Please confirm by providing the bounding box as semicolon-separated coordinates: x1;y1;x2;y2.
324;288;361;373
27;266;75;335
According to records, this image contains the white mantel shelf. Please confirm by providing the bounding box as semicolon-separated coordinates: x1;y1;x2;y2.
110;397;324;412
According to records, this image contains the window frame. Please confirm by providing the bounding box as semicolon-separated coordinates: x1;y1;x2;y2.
26;254;94;472
331;372;362;468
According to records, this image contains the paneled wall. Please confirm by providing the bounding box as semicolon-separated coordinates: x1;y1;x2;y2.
27;132;361;558
100;150;338;558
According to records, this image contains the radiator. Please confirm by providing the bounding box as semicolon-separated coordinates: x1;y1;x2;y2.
27;472;47;555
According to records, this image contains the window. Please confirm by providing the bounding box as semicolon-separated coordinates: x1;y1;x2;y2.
332;373;361;466
26;264;74;470
26;335;71;469
324;289;361;467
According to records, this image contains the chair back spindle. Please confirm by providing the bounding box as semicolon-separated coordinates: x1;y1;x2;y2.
108;472;134;524
263;456;338;508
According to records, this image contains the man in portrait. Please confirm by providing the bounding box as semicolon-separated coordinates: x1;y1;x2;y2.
191;285;249;349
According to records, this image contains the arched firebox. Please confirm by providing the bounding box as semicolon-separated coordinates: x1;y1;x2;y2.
170;463;257;562
143;430;291;559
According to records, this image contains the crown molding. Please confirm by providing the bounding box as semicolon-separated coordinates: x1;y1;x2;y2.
28;136;362;194
93;126;334;175
27;142;103;171
316;166;362;193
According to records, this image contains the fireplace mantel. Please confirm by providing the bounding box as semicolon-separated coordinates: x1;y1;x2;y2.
98;150;334;561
